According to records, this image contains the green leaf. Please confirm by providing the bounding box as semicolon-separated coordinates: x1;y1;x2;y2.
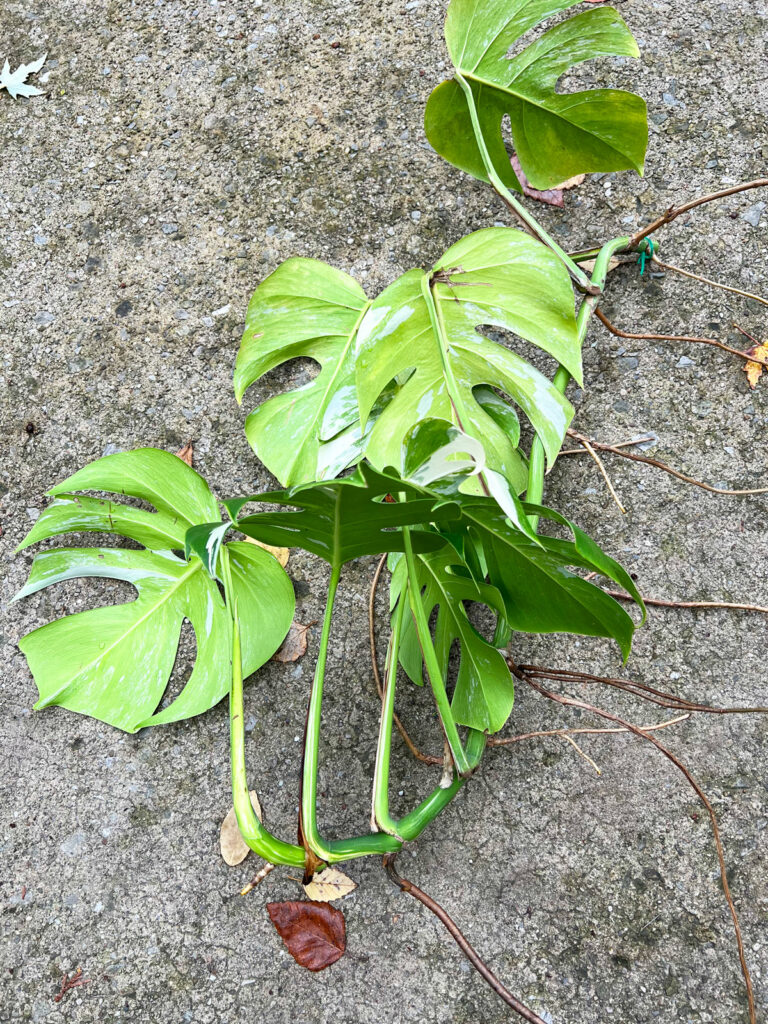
455;496;643;659
391;548;515;733
356;227;578;493
425;1;648;190
15;449;294;732
234;257;371;486
226;463;451;572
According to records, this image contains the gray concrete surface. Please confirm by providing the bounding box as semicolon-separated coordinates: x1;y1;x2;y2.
1;1;767;1021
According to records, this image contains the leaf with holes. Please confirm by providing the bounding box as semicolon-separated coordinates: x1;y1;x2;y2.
391;546;515;733
221;463;453;572
14;449;294;732
356;227;579;494
424;0;647;190
267;901;346;971
234;258;372;486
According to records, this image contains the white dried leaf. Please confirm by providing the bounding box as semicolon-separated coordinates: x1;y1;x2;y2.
220;790;262;866
0;54;47;99
303;866;357;902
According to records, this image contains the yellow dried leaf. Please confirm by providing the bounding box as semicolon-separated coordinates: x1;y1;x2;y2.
220;790;262;866
303;866;357;902
244;537;289;567
744;343;768;389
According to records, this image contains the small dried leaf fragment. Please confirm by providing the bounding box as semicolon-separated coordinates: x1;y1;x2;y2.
510;154;585;207
220;790;262;866
267;900;346;971
744;343;768;389
175;442;194;467
245;537;289;567
303;866;357;902
272;620;314;663
579;256;621;275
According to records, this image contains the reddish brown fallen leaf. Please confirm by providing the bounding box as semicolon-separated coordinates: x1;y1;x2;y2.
175;442;194;467
744;343;768;389
272;620;314;663
267;900;346;971
510;154;585;207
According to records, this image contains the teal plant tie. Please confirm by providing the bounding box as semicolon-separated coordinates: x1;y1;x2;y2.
638;237;656;275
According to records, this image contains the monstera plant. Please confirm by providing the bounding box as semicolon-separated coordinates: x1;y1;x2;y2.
15;1;764;1021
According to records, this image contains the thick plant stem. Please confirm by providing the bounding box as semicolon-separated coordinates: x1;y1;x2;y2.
301;564;401;864
402;531;472;776
371;577;486;838
454;70;599;295
226;574;306;868
526;235;630;529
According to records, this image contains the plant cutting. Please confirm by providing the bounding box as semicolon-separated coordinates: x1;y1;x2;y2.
14;1;767;1020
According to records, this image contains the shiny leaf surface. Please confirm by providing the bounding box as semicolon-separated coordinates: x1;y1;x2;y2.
425;0;648;189
356;227;579;493
15;449;294;731
234;257;371;486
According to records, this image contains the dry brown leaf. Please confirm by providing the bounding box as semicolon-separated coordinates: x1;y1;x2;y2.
744;343;768;389
303;866;357;902
579;256;621;275
175;442;194;467
244;537;289;567
220;790;262;866
266;901;346;971
272;620;314;663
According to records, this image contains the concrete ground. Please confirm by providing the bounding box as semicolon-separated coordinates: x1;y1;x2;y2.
1;1;767;1021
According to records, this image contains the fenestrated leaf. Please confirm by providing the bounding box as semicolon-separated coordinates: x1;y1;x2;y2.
454;495;645;659
15;449;294;732
391;547;515;733
425;0;648;190
224;463;453;571
234;257;371;486
356;227;579;494
267;901;346;971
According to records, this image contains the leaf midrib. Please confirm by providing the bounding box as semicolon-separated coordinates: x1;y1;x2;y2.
462;70;634;165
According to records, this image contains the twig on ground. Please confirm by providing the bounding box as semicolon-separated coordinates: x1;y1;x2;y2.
595;308;768;369
595;588;768;618
629;178;768;248
488;714;690;746
564;430;768;497
651;255;768;309
54;968;91;1003
512;664;757;1024
240;862;276;896
572;434;626;513
383;852;548;1024
369;554;442;766
517;664;768;717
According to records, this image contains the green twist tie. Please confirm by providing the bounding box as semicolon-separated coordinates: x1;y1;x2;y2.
638;238;656;275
